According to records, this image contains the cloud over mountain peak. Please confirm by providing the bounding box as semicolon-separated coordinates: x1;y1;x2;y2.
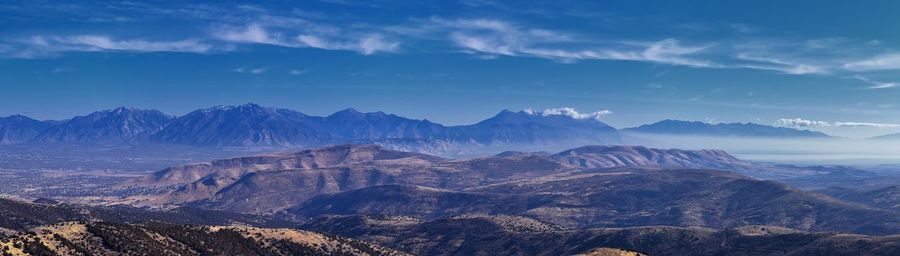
524;107;612;120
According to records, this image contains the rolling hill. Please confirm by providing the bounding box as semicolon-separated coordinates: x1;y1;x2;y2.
118;144;900;235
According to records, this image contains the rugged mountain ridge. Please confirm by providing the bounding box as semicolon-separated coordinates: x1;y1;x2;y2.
152;103;333;147
0;104;627;151
150;106;624;148
325;108;450;140
33;107;172;143
0;115;52;145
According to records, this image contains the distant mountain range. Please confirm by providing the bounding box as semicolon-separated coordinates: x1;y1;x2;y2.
0;103;622;150
623;119;830;138
870;133;900;140
0;104;835;151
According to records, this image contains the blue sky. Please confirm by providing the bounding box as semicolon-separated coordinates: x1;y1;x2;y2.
2;0;900;137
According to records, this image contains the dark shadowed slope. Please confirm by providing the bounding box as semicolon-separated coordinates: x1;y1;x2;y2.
303;215;900;256
0;197;289;230
820;185;900;211
292;168;900;234
290;185;536;219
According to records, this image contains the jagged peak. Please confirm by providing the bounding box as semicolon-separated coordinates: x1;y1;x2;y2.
207;102;265;110
85;107;168;118
1;114;37;121
197;103;289;116
338;107;362;114
111;106;137;113
328;108;365;118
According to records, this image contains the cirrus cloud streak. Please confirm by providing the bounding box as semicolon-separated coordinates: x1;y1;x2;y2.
776;118;900;128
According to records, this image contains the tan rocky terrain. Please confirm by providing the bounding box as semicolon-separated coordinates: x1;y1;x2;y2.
0;221;407;256
0;196;289;230
575;248;647;256
0;196;405;256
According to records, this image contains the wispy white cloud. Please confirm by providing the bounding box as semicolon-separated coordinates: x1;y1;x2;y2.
835;122;900;128
6;2;900;88
852;75;898;89
735;53;828;75
297;33;398;55
51;67;71;73
775;118;831;128
214;23;399;55
5;35;211;57
424;18;880;76
57;35;211;52
524;107;612;120
596;39;720;68
776;118;900;128
844;53;900;71
217;24;283;45
726;38;900;78
289;68;309;75
433;18;720;67
233;67;267;74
